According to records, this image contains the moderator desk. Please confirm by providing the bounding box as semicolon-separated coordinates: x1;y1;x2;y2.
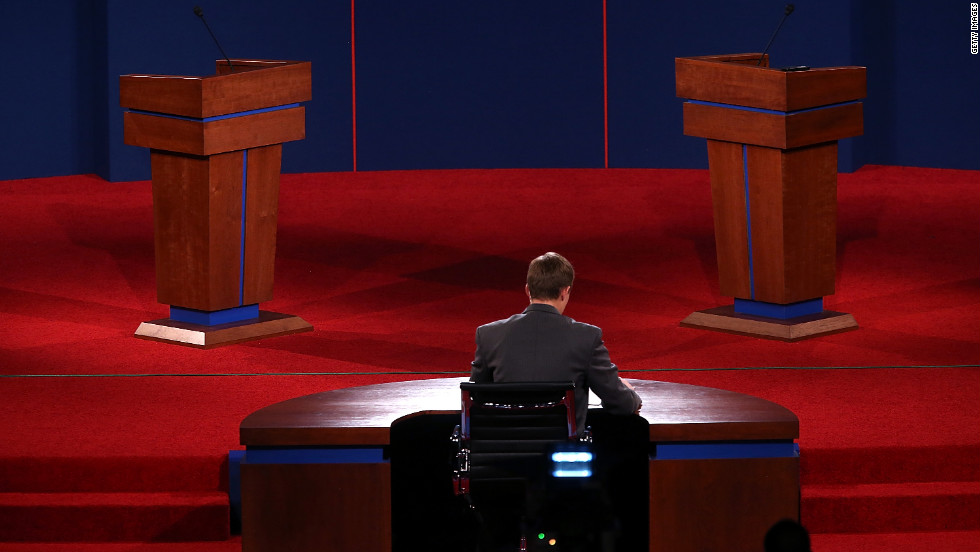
240;377;800;552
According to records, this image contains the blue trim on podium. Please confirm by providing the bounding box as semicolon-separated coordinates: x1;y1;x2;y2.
170;304;259;326
228;450;244;534
128;103;301;122
653;441;799;460
687;99;860;116
734;298;823;319
244;446;389;465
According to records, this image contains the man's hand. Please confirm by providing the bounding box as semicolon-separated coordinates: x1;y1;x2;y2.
620;378;642;413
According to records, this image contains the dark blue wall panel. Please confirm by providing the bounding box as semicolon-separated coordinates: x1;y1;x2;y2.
355;1;605;170
0;1;977;182
1;0;108;180
852;2;980;170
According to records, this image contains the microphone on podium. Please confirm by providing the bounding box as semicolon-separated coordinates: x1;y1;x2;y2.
193;6;234;71
757;4;796;67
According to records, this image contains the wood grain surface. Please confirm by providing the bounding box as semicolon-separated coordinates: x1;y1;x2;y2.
239;377;799;446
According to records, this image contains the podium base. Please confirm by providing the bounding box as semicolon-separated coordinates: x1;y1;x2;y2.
134;311;313;349
680;306;858;342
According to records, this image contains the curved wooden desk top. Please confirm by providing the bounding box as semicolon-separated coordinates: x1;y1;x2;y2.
240;377;798;447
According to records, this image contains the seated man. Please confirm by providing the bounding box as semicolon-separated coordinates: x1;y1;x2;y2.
469;251;641;433
467;251;643;551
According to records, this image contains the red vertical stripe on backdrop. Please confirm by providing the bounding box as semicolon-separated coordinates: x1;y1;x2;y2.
603;0;609;169
351;0;358;172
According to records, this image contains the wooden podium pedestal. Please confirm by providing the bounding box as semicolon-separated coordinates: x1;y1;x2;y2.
676;53;865;341
121;60;313;348
135;311;311;349
681;306;858;342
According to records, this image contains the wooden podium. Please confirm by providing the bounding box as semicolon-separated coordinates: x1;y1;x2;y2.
676;53;865;341
120;59;314;348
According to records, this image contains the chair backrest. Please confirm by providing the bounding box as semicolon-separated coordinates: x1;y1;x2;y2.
455;381;578;492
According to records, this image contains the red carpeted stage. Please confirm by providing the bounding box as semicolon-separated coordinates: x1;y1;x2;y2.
1;166;978;551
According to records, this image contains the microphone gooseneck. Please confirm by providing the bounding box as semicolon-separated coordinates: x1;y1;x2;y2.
757;4;795;66
193;6;234;70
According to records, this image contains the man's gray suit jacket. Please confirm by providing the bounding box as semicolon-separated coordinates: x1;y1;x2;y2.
469;303;641;433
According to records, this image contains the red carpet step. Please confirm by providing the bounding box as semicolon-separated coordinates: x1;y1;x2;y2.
803;481;980;533
810;531;980;552
800;445;980;534
0;491;229;542
0;538;241;551
0;455;230;543
0;456;227;493
800;445;980;485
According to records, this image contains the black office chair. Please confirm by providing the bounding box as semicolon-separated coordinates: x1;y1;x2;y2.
451;381;594;552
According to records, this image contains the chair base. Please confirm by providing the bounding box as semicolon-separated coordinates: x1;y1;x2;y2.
680;305;858;342
134;310;313;349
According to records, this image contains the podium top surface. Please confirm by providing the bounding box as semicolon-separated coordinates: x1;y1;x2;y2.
676;53;866;112
239;377;800;446
120;59;312;119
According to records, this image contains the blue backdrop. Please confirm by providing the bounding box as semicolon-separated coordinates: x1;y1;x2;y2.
1;0;977;182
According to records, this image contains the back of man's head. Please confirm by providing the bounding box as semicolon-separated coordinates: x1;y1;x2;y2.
527;252;574;300
764;519;811;552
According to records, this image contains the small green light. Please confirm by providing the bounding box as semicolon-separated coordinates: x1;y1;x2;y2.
538;533;546;540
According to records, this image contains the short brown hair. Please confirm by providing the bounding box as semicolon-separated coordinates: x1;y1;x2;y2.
526;252;574;300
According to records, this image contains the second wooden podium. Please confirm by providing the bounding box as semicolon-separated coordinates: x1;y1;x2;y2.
676;53;865;341
120;59;313;348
